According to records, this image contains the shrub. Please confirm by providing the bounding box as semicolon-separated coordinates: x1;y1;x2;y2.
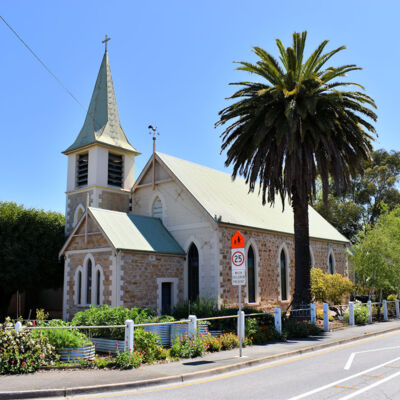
172;298;268;332
134;328;164;363
170;335;207;358
114;351;144;369
39;320;91;350
316;309;334;321
0;318;58;374
311;267;354;304
345;305;369;325
387;294;398;301
172;298;219;320
202;334;222;352
71;305;173;340
245;318;259;339
252;325;282;344
220;333;240;350
283;320;323;339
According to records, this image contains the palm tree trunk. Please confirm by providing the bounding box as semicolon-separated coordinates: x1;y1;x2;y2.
291;190;312;307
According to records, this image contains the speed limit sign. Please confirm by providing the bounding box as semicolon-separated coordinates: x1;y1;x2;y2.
231;231;245;285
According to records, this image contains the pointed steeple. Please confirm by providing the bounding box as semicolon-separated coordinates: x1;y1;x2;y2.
64;51;138;154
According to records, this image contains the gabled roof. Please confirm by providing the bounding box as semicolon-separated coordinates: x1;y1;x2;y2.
63;52;138;155
155;152;349;243
89;207;185;254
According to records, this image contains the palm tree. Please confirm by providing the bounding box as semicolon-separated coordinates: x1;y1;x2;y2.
216;31;377;307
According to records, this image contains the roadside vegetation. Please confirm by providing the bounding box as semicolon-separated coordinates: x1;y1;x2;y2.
0;304;322;374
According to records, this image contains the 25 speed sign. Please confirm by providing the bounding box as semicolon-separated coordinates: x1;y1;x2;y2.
231;231;246;285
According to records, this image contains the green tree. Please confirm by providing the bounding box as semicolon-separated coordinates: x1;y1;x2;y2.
0;202;65;320
216;31;377;306
314;149;400;242
352;207;400;299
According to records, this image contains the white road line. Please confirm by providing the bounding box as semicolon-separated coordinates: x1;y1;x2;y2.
338;369;400;400
344;346;400;370
344;353;356;370
287;356;400;400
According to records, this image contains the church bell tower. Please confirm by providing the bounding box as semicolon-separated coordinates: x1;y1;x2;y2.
63;39;139;235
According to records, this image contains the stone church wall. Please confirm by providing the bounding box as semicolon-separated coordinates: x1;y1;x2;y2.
218;225;347;311
120;252;185;311
63;215;113;320
64;250;113;320
132;180;221;301
65;189;94;235
98;190;130;213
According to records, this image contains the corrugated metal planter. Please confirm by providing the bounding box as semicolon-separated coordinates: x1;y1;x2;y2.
170;324;209;344
209;330;223;337
142;324;171;347
58;344;95;362
91;338;125;354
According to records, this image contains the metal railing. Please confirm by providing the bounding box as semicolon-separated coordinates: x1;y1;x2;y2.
3;299;400;354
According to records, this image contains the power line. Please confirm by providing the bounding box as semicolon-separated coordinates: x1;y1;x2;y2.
0;15;87;112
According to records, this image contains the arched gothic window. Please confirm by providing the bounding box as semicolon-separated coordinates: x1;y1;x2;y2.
188;243;199;302
86;259;92;304
310;246;315;268
96;270;101;306
328;252;335;274
73;204;85;228
247;246;256;303
152;197;163;219
75;257;103;306
280;249;288;301
77;271;82;305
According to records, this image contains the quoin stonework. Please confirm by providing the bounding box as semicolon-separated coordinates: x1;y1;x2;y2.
60;47;349;320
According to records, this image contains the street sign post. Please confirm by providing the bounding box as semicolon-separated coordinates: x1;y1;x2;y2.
231;231;245;357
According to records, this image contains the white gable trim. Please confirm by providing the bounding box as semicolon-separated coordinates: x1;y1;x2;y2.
132;153;217;228
59;208;115;257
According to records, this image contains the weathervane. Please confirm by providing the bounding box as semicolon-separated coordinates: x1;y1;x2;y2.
148;125;159;153
102;34;111;52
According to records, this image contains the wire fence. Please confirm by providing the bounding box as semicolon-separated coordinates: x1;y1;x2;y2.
3;300;400;355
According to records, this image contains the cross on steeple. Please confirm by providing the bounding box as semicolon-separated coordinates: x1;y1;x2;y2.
102;35;111;52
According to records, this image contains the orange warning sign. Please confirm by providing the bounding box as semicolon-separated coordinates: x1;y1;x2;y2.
231;231;245;249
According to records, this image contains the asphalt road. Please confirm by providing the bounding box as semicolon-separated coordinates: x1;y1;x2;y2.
66;331;400;400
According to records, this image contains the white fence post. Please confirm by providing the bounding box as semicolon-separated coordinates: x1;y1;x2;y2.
188;315;197;338
310;303;316;324
323;303;329;332
237;310;245;341
15;321;22;333
367;300;372;324
383;300;388;321
349;301;355;326
125;319;134;353
396;300;400;319
274;308;282;334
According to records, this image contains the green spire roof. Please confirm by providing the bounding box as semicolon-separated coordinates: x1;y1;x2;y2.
63;51;138;154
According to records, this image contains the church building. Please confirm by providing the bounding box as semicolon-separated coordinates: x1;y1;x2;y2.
59;48;349;321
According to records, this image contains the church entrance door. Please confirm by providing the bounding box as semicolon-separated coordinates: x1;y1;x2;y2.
161;282;172;315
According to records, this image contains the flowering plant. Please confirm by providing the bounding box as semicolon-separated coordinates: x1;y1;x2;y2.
170;334;208;358
0;318;57;374
114;350;144;369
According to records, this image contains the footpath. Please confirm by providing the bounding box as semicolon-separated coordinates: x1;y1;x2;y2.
1;320;400;399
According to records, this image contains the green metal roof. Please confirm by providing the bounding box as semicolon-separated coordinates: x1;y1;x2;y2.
89;207;185;254
63;52;138;155
156;152;349;243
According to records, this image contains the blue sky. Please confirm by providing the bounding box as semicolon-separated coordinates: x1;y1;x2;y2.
1;1;399;214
